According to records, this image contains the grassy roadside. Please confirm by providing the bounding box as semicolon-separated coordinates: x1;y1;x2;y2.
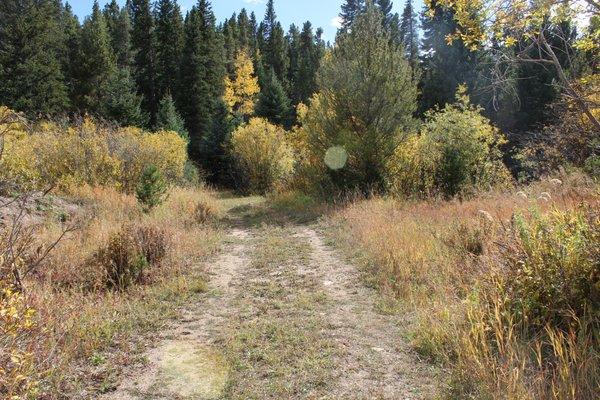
321;176;600;399
3;186;224;398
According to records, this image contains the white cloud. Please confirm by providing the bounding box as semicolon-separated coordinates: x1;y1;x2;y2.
330;16;343;29
244;0;265;4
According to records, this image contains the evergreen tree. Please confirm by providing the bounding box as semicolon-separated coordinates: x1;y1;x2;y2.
0;0;69;115
237;9;253;51
199;98;234;182
256;68;291;127
222;14;240;74
74;0;116;112
102;68;148;127
419;1;480;113
290;22;321;106
287;24;301;96
156;92;189;140
179;0;226;161
58;2;81;107
376;0;393;25
339;0;365;33
130;0;159;124
313;2;418;192
104;1;133;68
156;0;184;97
399;0;419;70
260;1;289;85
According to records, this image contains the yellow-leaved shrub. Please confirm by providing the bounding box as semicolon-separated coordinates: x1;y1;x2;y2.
230;118;294;194
0;113;188;193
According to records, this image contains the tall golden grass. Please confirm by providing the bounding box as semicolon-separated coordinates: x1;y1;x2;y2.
1;185;222;398
328;174;599;399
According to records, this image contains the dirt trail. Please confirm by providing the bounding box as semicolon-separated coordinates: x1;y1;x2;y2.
102;198;439;399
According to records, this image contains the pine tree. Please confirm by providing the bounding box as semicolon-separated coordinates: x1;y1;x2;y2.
287;24;301;96
290;22;321;106
179;0;226;161
419;1;480;113
0;0;69;115
130;0;159;124
58;2;81;107
74;0;116;112
156;0;184;97
199;98;234;182
223;14;240;74
136;164;168;211
102;68;148;127
260;1;289;86
339;0;365;33
376;0;393;25
315;2;417;192
104;1;133;68
399;0;419;70
256;68;291;127
156;92;189;140
237;9;253;50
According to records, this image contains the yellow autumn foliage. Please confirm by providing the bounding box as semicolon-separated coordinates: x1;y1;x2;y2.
0;113;188;193
0;275;39;398
230;118;294;194
223;50;260;117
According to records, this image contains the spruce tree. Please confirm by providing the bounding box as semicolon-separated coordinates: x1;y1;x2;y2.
419;1;480;113
102;68;148;127
260;1;289;86
399;0;419;71
130;0;159;124
156;0;184;97
290;22;321;106
74;0;116;112
0;0;69;115
104;0;133;68
256;68;291;127
223;14;240;74
156;92;189;140
59;2;81;108
179;0;226;161
199;99;234;182
237;9;253;51
339;0;365;33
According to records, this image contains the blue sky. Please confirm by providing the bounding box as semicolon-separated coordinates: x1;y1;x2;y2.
68;0;424;43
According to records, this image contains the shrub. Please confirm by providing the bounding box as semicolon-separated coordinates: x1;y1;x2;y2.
192;201;218;224
97;228;148;290
96;221;170;290
230;118;294;194
387;87;512;198
451;205;600;399
133;224;168;265
0;282;39;398
136;165;169;212
0;116;188;194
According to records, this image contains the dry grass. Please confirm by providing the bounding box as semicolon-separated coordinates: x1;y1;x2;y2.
1;185;223;398
326;174;599;399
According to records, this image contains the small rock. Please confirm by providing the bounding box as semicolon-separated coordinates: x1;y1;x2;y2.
371;347;384;352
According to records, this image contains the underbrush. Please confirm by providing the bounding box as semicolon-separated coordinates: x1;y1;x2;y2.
0;185;222;398
327;176;599;399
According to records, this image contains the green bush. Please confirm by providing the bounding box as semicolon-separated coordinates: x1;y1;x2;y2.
230;118;294;194
387;87;512;198
505;207;600;331
136;165;169;212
